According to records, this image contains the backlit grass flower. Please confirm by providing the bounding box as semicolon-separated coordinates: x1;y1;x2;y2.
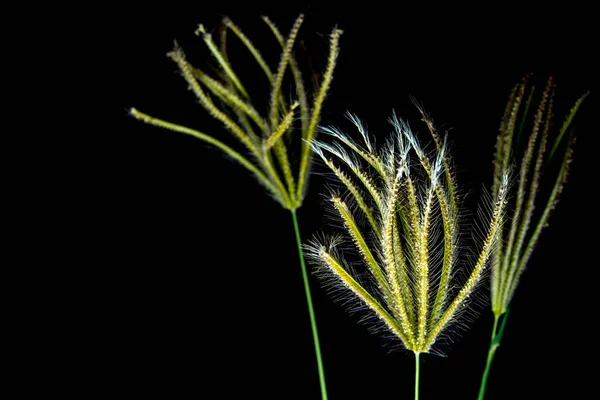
307;108;509;399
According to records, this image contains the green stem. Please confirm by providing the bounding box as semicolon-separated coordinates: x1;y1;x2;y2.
477;310;510;400
414;352;420;400
291;209;328;400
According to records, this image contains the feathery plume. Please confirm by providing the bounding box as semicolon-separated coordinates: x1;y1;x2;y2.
308;110;510;354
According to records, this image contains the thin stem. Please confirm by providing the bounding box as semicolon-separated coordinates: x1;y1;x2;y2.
478;310;510;400
477;315;499;400
414;352;420;400
291;209;328;400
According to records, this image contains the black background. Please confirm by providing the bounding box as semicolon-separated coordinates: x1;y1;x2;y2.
106;5;597;399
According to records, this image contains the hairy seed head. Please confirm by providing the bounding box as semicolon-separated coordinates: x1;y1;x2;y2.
308;110;509;353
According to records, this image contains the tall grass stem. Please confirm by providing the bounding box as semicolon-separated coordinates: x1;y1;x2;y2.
414;352;420;400
478;310;510;399
291;210;327;400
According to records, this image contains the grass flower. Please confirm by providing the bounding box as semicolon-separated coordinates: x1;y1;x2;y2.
130;15;342;399
307;108;509;400
477;76;589;399
131;15;341;210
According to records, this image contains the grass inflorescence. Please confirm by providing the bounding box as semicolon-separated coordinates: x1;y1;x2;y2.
131;15;342;210
477;76;589;399
491;76;588;316
307;107;510;399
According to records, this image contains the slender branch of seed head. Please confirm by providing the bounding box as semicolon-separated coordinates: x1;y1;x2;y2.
244;15;288;122
498;80;552;308
346;113;374;153
493;82;526;198
261;16;286;45
312;138;384;213
265;103;299;149
318;247;412;346
414;149;443;347
222;17;275;82
273;141;297;205
195;24;249;99
320;125;386;177
331;197;391;299
269;15;304;130
310;141;381;235
514;85;537;154
395;178;421;313
392;113;433;182
501;78;529;189
129;108;281;201
320;156;380;236
195;41;261;142
219;21;228;61
296;28;342;199
264;102;299;203
429;180;456;326
349;163;385;214
390;120;435;320
261;15;309;135
396;124;454;259
490;82;523;311
404;176;422;239
382;163;416;348
191;66;268;134
516;88;586;276
392;222;416;325
262;148;294;209
167;48;261;156
415;178;436;348
514;143;573;293
548;91;589;161
426;173;509;350
233;106;260;145
423;136;456;328
414;104;458;216
502;84;554;308
498;81;550;300
390;114;456;305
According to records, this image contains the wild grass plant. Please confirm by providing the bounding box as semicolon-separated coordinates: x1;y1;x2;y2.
306;108;510;400
131;15;342;399
129;13;589;397
477;76;589;399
